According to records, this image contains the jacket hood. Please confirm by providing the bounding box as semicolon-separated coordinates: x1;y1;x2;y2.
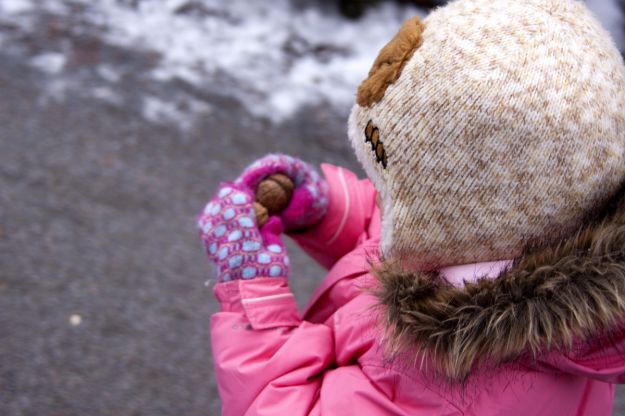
374;189;625;381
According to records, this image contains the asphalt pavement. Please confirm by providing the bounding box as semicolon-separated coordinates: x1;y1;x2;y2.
0;8;361;414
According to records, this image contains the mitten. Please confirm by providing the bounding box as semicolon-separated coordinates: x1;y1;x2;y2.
236;154;329;231
198;183;289;282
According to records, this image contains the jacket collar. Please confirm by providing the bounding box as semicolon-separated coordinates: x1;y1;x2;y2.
374;193;625;380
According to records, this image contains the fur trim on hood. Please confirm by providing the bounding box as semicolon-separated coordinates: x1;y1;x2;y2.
374;192;625;381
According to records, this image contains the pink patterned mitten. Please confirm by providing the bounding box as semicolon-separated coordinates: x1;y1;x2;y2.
198;183;289;282
235;154;329;231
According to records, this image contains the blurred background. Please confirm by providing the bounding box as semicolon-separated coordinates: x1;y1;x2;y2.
1;0;624;414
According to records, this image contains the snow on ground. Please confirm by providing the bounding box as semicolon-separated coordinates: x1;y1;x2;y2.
1;0;624;125
0;0;424;123
142;94;213;131
84;0;424;121
0;0;31;13
29;52;66;75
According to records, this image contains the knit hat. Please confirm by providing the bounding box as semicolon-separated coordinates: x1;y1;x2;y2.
348;0;625;267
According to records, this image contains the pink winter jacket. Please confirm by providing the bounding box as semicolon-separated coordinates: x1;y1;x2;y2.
211;164;625;415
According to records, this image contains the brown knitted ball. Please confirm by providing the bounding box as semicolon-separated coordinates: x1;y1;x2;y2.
254;174;294;227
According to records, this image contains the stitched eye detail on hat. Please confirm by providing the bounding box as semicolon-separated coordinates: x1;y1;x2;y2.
364;120;387;169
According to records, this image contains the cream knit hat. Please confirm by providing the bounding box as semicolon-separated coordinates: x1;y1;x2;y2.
348;0;625;267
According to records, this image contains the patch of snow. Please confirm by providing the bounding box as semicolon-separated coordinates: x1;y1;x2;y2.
29;52;66;74
143;96;182;124
96;65;123;83
69;0;425;122
92;86;124;106
142;95;212;130
4;0;623;124
0;0;32;14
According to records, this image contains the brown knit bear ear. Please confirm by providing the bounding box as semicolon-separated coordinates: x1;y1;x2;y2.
356;16;424;108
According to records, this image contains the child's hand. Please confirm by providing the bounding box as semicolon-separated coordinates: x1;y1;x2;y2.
235;154;329;231
198;183;289;282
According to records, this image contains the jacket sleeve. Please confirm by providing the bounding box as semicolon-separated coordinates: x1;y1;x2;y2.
211;277;334;415
288;164;377;270
210;277;403;415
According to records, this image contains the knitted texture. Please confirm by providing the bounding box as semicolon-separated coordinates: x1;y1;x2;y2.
348;0;625;267
198;183;289;282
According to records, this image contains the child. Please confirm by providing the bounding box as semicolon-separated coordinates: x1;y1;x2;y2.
199;0;625;414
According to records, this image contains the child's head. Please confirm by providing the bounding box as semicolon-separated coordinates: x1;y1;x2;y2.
349;0;625;267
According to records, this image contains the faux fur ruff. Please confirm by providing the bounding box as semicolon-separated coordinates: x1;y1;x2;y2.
374;195;625;381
